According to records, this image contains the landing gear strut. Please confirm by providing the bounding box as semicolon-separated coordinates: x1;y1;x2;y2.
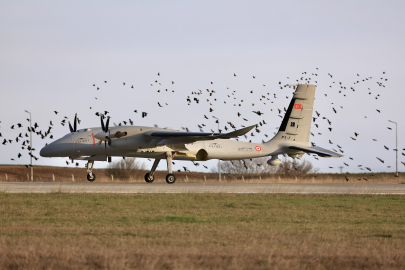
165;152;176;184
86;160;96;182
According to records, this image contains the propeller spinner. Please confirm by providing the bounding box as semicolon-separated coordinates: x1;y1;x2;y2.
94;115;111;142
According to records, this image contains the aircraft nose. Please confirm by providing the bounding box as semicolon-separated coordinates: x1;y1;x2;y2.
40;135;73;157
40;144;53;157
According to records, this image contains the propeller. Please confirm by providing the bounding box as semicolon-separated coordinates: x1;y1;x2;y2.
68;114;78;133
95;115;127;146
101;115;110;133
94;115;111;145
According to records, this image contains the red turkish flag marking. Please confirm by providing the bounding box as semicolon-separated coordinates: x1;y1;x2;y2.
255;146;261;151
294;104;302;109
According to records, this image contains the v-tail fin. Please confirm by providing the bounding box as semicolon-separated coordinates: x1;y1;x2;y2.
267;84;316;143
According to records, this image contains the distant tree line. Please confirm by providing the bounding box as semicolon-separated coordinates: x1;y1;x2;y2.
211;155;319;176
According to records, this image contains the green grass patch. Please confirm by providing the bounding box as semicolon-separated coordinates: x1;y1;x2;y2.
1;193;405;269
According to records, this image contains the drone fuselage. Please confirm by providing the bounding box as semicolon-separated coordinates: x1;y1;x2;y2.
40;125;298;161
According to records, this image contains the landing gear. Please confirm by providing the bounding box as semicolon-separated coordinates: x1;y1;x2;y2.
144;172;154;183
145;153;177;184
145;159;160;183
166;173;176;184
86;160;95;182
87;173;96;182
165;152;176;184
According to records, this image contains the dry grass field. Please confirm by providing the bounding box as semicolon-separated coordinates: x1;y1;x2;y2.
0;165;404;184
0;193;405;269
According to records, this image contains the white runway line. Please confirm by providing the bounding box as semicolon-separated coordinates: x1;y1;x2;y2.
1;182;405;194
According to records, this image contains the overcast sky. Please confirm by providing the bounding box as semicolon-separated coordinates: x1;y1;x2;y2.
1;0;404;174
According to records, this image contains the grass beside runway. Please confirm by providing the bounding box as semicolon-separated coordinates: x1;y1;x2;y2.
0;193;405;269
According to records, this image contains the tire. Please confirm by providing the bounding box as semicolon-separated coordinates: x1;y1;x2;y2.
87;173;96;182
144;172;154;183
165;174;176;184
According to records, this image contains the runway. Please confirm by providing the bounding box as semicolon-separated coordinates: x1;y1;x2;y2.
1;182;405;194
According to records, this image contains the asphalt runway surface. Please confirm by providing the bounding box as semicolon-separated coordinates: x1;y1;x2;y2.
1;182;405;194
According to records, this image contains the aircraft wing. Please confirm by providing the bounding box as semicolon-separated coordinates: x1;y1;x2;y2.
146;125;256;145
289;146;343;157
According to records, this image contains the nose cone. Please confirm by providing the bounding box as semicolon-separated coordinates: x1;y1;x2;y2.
40;135;73;157
40;144;50;157
94;131;109;141
40;143;57;157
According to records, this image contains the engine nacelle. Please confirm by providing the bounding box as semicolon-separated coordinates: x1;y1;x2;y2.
267;156;282;166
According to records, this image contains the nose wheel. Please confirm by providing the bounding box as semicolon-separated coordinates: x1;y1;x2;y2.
87;173;96;182
86;161;95;182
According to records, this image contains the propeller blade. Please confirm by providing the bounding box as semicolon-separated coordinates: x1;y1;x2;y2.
105;117;110;132
68;122;73;133
101;116;105;132
74;114;77;132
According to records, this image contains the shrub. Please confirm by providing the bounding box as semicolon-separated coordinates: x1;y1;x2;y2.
108;158;146;180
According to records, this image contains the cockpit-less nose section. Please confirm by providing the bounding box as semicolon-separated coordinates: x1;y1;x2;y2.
40;84;342;184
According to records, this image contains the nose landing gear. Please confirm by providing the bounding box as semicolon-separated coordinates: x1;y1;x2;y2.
87;173;96;182
86;160;96;182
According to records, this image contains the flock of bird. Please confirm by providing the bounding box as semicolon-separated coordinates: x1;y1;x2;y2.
1;68;403;180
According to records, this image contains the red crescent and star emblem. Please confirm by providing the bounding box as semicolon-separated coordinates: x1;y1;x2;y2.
294;104;302;109
255;146;261;151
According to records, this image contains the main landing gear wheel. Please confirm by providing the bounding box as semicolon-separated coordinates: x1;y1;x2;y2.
87;173;96;182
144;173;154;183
165;174;176;184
